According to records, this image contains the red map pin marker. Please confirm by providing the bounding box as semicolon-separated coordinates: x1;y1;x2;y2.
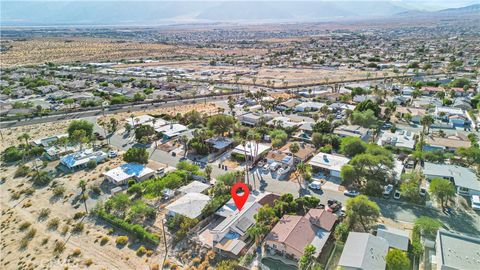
231;182;250;211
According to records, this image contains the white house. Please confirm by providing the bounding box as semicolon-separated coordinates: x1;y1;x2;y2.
294;101;326;112
103;163;156;186
155;123;188;139
60;149;107;170
423;162;480;196
377;129;416;149
308;152;350;178
232;141;271;162
166;192;211;219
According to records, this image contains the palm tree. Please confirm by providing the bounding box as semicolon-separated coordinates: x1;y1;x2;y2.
179;135;189;158
18;133;31;148
205;164;212;180
420;115;434;134
295;162;312;189
17;133;31;163
78;180;88;213
227;96;236;116
246;223;268;246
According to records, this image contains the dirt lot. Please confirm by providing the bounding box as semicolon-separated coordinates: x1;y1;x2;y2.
0;38;266;68
114;60;389;87
0;120;73;152
0;157;165;270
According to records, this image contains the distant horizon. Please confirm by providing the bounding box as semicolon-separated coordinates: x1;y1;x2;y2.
1;0;479;27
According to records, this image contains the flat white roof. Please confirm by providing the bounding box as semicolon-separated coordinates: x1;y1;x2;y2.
308;152;350;172
166;193;211;219
155;123;188;138
178;181;210;194
377;129;416;149
128;115;154;126
232;141;271;158
103;163;155;183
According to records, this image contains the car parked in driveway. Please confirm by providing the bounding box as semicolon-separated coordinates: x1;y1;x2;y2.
308;181;323;190
108;150;118;158
393;190;401;200
343;189;360;197
471;195;480;211
383;184;394;198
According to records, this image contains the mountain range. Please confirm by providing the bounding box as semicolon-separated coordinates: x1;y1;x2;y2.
1;1;479;26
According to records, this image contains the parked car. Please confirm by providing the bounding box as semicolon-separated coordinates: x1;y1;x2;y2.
383;184;394;198
308;181;323;190
471;195;480;211
326;199;342;213
393;190;401;200
344;189;360;197
108;150;117;158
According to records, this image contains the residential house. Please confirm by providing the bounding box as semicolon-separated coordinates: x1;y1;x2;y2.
128;114;155;126
202;193;279;257
178;180;210;195
423;162;480;196
294;101;326;112
278;142;316;162
276;99;300;111
377;129;416;149
376;225;410;251
434;106;469;128
103;163;156;186
338;232;389;270
430;230;480;270
238;113;273;127
333;125;371;141
395;107;426;124
232;141;271;162
264;208;338;262
423;134;471;152
155;123;188;140
60;149;107;171
166;192;211;219
308;152;351;179
206;137;234;154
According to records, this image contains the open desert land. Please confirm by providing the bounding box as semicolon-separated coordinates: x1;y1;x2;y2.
0;38;267;68
113;60;390;87
0;158;165;270
0;120;73;152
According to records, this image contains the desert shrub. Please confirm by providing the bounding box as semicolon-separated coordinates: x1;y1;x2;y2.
31;170;52;186
136;245;147;256
20;238;29;249
73;212;86;220
38;208;51;219
100;236;109;245
116;236;129;245
53;185;66;196
19;221;31;231
53;241;65;254
23;187;35;196
90;184;101;195
24;228;37;239
14;165;30;178
86;159;97;169
48;218;60;230
84;258;93;266
61;225;69;234
72;222;85;233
